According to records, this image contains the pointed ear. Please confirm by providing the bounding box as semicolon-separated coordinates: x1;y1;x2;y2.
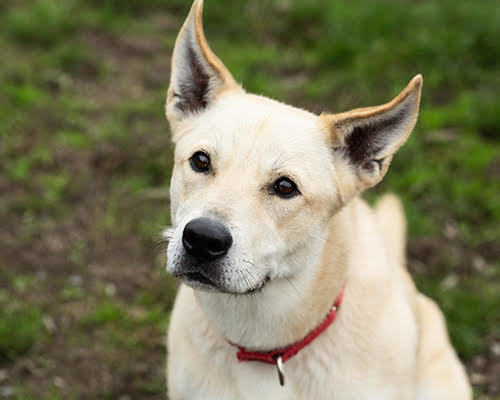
320;75;422;193
166;0;240;127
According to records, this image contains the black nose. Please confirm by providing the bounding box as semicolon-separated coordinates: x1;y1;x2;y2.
182;218;233;261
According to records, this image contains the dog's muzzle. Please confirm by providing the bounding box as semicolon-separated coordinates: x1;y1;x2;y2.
172;217;233;289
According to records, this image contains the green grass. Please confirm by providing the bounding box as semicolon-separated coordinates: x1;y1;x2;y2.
0;0;498;397
82;300;127;327
8;386;66;400
0;306;45;362
2;0;77;46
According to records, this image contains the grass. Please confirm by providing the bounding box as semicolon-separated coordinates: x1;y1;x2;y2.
0;307;44;362
0;0;498;398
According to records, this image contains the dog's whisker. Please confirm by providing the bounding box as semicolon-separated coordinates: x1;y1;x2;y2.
283;273;302;297
241;259;256;267
152;237;171;257
245;268;259;288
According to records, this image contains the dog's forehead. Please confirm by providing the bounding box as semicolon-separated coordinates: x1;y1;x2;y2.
188;92;328;160
215;92;317;132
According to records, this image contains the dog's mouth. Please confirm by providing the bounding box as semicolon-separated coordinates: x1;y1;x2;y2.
181;271;217;288
179;271;270;295
243;276;270;294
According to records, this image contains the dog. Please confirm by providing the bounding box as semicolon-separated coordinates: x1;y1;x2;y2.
164;1;472;398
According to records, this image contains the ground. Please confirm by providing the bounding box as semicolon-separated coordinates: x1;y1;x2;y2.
0;0;499;399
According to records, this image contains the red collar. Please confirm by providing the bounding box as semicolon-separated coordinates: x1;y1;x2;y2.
231;285;345;365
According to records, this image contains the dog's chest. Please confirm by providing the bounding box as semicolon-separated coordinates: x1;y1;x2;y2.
196;355;387;400
233;362;302;400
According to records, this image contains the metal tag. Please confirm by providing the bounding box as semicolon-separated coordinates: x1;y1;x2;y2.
276;355;285;386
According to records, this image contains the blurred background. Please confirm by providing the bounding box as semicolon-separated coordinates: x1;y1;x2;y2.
0;0;498;398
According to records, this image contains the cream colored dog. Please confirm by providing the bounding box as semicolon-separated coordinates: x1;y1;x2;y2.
164;1;472;399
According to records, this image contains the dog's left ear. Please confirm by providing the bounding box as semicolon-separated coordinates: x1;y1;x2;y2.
320;75;422;195
166;0;240;131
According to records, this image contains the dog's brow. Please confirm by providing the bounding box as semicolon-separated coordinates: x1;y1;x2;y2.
270;153;303;176
271;153;287;171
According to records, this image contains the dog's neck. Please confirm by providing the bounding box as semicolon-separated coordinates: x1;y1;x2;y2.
195;206;352;351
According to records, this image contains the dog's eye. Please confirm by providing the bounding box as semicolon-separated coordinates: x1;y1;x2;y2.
274;177;298;198
190;151;211;172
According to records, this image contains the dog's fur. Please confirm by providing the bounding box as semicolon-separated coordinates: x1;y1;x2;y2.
164;1;472;398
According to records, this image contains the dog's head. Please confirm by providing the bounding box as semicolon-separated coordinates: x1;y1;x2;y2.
165;0;422;295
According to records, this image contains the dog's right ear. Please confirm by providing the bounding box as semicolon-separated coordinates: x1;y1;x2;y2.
166;0;240;131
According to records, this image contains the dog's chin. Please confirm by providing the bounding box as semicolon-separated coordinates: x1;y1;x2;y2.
178;272;270;296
